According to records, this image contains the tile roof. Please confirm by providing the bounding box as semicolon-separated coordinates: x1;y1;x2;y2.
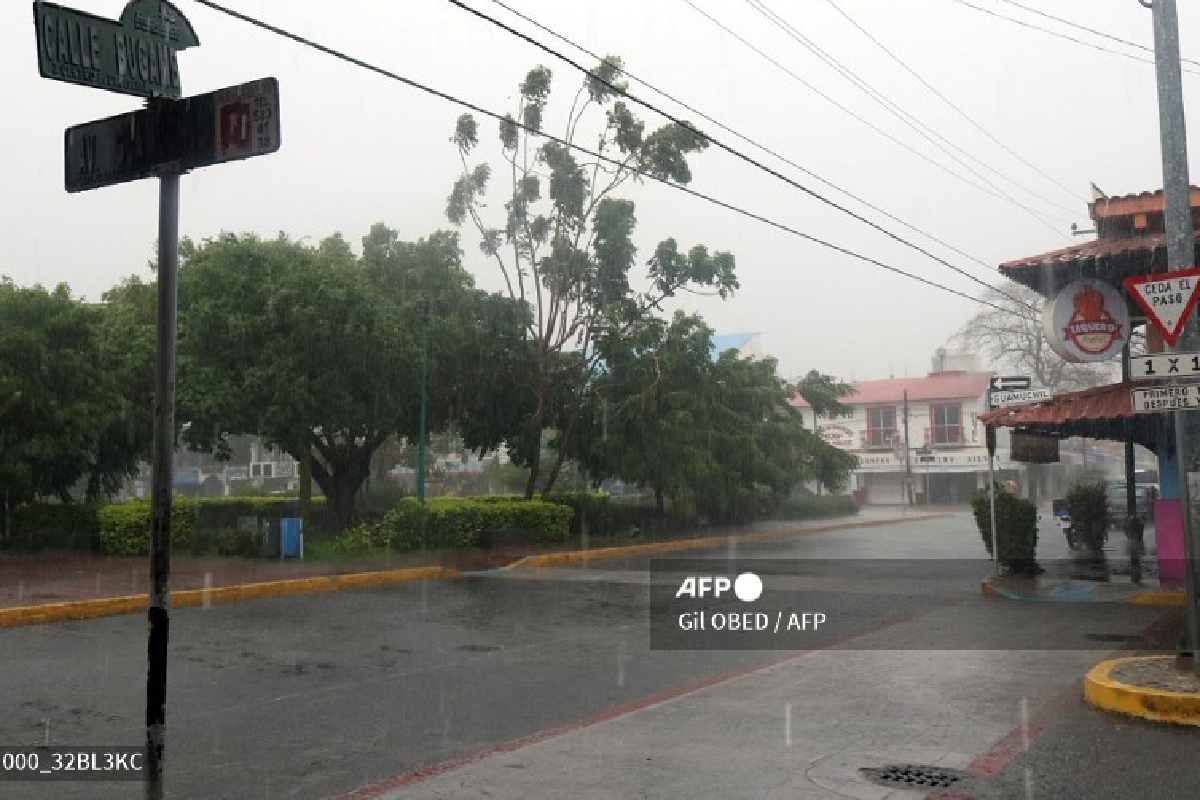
977;381;1167;451
978;381;1136;426
999;233;1170;270
791;372;993;407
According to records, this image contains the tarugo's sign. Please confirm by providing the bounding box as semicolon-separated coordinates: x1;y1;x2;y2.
1042;279;1129;363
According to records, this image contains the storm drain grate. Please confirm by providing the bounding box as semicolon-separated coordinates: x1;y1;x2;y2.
860;764;972;791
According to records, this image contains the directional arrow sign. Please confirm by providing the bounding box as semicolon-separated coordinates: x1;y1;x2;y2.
1130;352;1200;380
990;375;1031;392
1132;384;1200;413
988;387;1052;409
1124;268;1200;347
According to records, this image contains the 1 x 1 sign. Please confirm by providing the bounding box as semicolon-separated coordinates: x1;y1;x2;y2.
1130;352;1200;380
988;387;1051;409
1131;385;1200;413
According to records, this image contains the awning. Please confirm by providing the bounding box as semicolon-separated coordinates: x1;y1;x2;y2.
978;381;1168;453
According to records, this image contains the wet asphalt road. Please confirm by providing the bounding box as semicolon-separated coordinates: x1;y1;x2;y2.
0;512;1195;799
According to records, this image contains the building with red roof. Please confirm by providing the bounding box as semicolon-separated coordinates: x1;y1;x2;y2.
792;350;1021;504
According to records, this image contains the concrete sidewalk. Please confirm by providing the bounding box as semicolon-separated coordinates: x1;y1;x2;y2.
341;624;1124;800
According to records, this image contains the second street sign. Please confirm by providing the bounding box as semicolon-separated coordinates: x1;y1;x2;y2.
65;77;280;192
33;0;199;99
1131;384;1200;413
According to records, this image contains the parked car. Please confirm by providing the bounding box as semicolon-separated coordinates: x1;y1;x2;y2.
1105;482;1158;527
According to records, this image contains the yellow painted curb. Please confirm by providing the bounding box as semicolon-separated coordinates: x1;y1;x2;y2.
0;566;460;629
1120;591;1186;606
1085;656;1200;726
508;514;951;570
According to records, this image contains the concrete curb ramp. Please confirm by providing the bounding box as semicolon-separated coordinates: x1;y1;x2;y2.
507;514;953;570
1085;657;1200;727
0;566;459;629
981;577;1184;606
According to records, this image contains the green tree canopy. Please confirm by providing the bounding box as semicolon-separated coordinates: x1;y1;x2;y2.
0;279;149;526
176;228;526;527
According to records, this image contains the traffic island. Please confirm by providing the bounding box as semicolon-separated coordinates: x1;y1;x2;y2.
1084;656;1200;726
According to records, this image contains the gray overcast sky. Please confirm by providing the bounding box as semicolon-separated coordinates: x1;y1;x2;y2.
4;0;1199;382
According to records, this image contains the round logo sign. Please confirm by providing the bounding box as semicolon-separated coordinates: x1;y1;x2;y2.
1042;279;1129;363
818;424;855;449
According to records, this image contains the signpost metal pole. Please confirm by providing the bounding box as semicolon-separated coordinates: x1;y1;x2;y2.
417;297;430;506
987;426;999;577
1150;0;1200;672
146;117;180;796
903;390;914;506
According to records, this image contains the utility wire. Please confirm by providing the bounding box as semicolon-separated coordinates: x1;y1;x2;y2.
189;0;1013;314
680;0;1070;243
823;0;1083;204
949;0;1200;76
746;0;1076;233
483;0;1018;285
997;0;1200;69
449;0;1039;312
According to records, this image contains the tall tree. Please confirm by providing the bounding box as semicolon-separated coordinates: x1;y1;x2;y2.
953;283;1117;391
570;311;857;518
793;370;855;494
446;57;738;498
177;230;524;528
0;279;148;531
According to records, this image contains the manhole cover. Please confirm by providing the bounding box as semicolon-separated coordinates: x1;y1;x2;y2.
457;644;503;652
860;764;972;791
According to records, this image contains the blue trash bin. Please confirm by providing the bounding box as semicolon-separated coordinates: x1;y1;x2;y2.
281;518;303;558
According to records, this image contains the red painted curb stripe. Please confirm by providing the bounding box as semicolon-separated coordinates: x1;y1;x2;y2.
337;607;938;799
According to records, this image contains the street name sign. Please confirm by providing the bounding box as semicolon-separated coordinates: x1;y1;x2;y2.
33;0;199;99
1130;352;1200;380
65;77;280;192
1132;384;1200;413
988;387;1051;409
990;375;1031;392
1123;267;1200;347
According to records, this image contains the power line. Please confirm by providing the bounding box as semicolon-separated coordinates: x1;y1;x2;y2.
679;0;1070;242
448;0;1039;311
823;0;1083;204
482;0;1020;284
949;0;1200;76
996;0;1200;69
745;0;1076;232
188;0;1013;314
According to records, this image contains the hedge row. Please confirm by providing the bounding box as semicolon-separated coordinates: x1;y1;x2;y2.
0;503;102;551
332;497;573;555
96;496;324;556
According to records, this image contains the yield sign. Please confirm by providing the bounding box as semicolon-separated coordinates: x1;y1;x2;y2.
1124;267;1200;347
